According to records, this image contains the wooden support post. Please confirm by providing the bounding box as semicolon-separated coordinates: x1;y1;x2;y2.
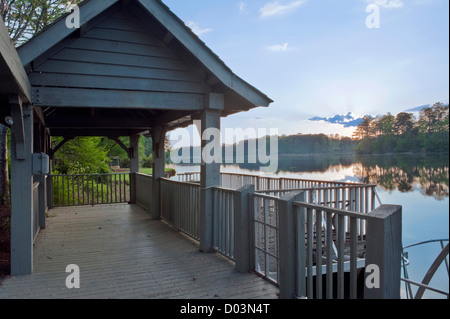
199;96;223;253
364;205;402;299
47;135;54;210
278;191;305;299
34;123;47;229
129;134;140;204
151;127;166;219
10;101;34;276
234;184;255;273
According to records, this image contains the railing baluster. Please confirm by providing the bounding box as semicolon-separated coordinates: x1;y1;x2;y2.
350;217;358;299
296;205;307;298
114;174;117;203
76;175;80;206
57;176;60;207
306;208;314;299
326;211;333;299
316;208;323;299
101;175;104;204
72;175;75;206
337;214;345;299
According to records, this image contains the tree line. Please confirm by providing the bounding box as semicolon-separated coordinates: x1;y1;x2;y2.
353;103;449;154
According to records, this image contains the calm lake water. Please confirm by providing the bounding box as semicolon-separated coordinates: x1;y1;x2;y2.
173;153;449;299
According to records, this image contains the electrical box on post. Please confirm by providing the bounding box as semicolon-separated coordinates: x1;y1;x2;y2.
32;153;50;175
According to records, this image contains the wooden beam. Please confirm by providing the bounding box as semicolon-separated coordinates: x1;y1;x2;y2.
0;17;32;103
50;128;146;137
32;87;206;110
111;137;132;158
29;72;211;94
49;136;75;159
46;111;195;129
46;116;152;129
151;110;194;126
18;0;121;67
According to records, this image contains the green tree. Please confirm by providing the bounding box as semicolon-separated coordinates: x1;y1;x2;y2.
394;112;414;135
418;103;449;152
1;0;82;45
353;116;373;139
376;113;395;136
52;137;110;174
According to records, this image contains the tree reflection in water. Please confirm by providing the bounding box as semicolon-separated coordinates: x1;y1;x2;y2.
355;154;449;201
233;153;449;201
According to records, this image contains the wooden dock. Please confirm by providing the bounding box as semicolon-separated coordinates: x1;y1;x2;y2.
0;204;279;299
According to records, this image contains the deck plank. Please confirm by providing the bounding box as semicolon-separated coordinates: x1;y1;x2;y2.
0;204;279;299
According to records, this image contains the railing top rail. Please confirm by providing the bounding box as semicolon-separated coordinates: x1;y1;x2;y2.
178;171;368;187
211;186;240;194
136;173;153;178
293;201;371;220
221;171;366;184
160;177;200;187
253;192;281;201
52;172;130;177
255;184;378;194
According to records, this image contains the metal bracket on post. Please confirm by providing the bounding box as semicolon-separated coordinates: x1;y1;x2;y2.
9;95;26;160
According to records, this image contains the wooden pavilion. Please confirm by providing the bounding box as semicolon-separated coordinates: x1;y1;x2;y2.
0;0;272;276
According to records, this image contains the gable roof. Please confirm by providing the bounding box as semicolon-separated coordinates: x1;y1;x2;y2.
17;0;273;114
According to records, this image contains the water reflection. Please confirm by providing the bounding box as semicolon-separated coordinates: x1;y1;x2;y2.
355;155;449;201
229;154;449;200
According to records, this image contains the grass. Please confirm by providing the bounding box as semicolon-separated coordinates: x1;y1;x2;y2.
115;167;176;177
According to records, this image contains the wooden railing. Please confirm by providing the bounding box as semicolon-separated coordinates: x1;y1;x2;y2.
293;201;369;299
160;173;401;299
177;172;200;183
160;178;201;241
52;173;131;207
251;190;401;299
177;172;371;192
212;187;238;261
135;173;153;213
159;178;238;262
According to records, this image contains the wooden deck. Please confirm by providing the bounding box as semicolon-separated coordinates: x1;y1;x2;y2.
0;204;279;299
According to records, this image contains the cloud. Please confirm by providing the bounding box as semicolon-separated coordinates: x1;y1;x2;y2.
239;2;248;15
186;21;213;36
367;0;404;9
259;1;307;18
267;42;290;52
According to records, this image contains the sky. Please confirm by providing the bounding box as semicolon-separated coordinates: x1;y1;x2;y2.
163;0;449;141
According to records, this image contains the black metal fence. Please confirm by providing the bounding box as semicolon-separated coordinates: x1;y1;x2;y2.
52;173;131;207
